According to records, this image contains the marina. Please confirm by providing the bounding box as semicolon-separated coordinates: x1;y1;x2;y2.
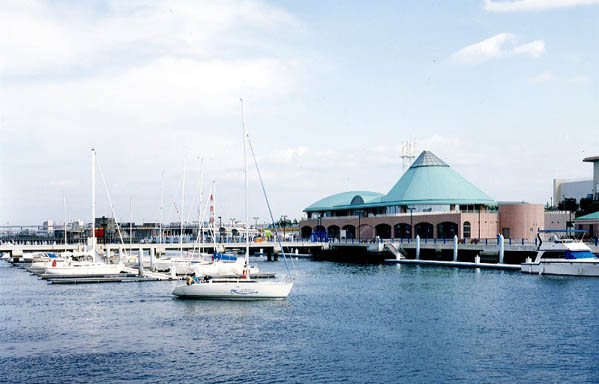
3;1;599;382
3;256;599;383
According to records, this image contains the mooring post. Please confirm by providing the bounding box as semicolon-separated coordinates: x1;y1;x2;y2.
118;246;123;264
416;235;421;260
106;245;111;263
453;235;458;262
499;234;505;264
150;247;155;271
138;248;144;276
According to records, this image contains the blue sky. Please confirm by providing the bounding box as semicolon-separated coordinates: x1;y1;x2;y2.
1;0;598;225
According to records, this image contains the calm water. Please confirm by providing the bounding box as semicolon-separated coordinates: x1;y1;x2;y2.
1;258;599;383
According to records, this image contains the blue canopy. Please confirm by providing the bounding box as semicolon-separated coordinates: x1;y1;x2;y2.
48;253;58;258
213;252;237;262
565;251;596;259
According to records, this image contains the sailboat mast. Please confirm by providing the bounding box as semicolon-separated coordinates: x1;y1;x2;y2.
159;171;164;246
63;193;67;246
212;179;217;242
180;160;186;257
91;148;96;252
129;195;132;251
241;98;249;265
198;158;204;250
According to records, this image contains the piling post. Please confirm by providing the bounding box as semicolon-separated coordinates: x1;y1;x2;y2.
150;247;155;271
453;235;458;262
138;248;144;276
118;246;123;264
416;235;421;260
106;245;111;263
499;234;505;264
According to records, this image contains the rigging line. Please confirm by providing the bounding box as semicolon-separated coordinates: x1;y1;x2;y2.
95;157;127;249
187;182;213;267
246;132;294;278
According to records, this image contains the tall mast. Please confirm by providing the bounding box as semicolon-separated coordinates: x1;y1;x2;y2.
198;157;204;249
180;159;186;257
91;148;96;252
129;195;132;251
63;193;67;246
159;171;164;246
212;179;216;242
241;98;249;267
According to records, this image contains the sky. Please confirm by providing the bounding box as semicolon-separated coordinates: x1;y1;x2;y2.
1;0;598;226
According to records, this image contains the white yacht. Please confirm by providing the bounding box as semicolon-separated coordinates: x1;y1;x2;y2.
521;230;599;276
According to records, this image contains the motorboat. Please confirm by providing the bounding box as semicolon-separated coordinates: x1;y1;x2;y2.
521;230;599;276
172;98;293;300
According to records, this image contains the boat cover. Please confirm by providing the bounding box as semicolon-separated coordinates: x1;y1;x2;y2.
213;253;237;261
565;251;596;259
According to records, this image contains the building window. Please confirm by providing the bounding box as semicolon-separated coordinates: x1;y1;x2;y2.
463;221;471;239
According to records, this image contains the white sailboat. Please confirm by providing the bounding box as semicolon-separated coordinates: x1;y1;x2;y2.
172;99;293;300
44;149;123;276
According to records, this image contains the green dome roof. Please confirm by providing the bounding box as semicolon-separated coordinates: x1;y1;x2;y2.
381;151;495;206
304;191;383;212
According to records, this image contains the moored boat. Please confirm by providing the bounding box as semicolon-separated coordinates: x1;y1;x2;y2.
521;230;599;276
172;98;293;300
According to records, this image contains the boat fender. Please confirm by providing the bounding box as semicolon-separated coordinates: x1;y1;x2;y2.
242;269;247;279
52;259;57;267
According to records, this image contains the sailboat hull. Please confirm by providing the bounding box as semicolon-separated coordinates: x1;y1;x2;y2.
172;280;293;300
44;263;124;276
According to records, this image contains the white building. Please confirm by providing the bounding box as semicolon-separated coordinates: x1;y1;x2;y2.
42;220;54;232
553;178;593;204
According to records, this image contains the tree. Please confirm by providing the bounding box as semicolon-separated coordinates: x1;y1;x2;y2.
558;198;578;212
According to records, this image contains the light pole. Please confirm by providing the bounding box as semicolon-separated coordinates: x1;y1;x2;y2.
230;218;235;241
253;217;259;240
218;216;222;242
407;207;415;239
281;215;287;241
358;210;363;242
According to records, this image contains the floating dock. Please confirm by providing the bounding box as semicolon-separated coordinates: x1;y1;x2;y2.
385;258;521;271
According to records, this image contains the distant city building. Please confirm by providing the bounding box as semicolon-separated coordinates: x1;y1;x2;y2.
42;220;54;232
583;155;599;201
300;151;544;240
553;178;593;204
552;155;599;204
70;219;85;229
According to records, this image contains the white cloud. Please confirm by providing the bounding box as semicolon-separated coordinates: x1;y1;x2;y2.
0;0;311;224
530;71;590;84
451;33;545;64
530;71;556;83
512;40;546;57
484;0;599;12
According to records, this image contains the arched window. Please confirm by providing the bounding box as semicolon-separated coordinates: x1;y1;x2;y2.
351;195;364;205
463;221;471;239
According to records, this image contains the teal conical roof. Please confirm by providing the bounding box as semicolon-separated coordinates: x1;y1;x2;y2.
381;151;495;205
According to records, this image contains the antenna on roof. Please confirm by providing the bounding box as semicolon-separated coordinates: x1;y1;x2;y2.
401;139;416;172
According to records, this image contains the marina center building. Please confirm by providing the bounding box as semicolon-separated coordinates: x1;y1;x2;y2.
300;151;544;241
